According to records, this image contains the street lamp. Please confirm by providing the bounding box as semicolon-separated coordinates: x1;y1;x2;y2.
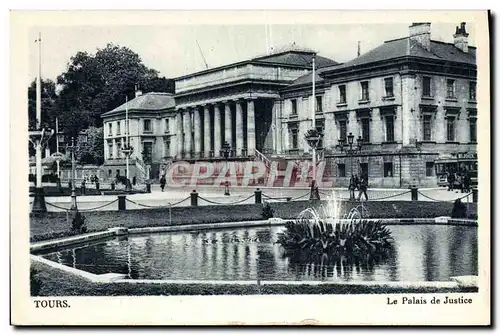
221;141;231;196
338;132;364;200
66;137;78;213
304;128;323;200
121;144;134;192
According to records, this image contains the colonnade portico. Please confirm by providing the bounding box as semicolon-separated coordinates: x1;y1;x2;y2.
176;98;256;160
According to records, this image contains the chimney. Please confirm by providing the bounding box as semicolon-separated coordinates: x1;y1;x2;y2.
453;22;469;53
135;84;143;97
409;22;431;51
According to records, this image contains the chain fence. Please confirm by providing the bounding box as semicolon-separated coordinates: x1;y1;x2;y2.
45;199;119;212
417;191;472;203
125;196;190;209
198;194;254;206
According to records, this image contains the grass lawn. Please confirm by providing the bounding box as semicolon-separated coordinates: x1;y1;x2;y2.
31;261;478;296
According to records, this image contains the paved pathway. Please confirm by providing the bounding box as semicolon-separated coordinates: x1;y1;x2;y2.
30;184;475;213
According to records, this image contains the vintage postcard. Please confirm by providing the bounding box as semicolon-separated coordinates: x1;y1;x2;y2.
10;10;491;326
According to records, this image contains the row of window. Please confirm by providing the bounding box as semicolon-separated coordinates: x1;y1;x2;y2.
290;78;477;115
337;161;435;178
107;119;170;136
106;139;172;160
287;116;476;149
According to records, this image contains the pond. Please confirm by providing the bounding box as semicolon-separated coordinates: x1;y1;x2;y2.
35;224;477;282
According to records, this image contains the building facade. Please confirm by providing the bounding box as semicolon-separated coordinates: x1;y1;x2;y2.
102;22;478;187
101;91;176;181
279;22;477;187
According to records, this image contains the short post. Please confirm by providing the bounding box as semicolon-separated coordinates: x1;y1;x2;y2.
254;188;262;204
410;186;418;201
96;181;100;191
190;190;198;206
472;188;478;203
224;181;230;196
146;182;151;193
286;197;292;202
118;195;127;211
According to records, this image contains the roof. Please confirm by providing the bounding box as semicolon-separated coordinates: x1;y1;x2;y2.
252;51;339;69
286;37;476;89
175;49;339;80
335;37;476;70
102;92;175;117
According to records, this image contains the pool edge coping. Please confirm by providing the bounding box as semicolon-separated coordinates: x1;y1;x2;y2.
30;254;478;289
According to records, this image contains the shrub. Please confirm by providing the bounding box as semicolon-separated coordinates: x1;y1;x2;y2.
277;219;394;266
30;265;42;296
71;211;88;233
451;199;467;218
262;203;274;219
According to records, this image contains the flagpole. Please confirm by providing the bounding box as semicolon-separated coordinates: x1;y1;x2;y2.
56;117;60;177
125;95;130;187
312;53;316;182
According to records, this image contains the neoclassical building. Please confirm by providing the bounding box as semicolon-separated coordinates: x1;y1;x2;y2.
102;22;477;187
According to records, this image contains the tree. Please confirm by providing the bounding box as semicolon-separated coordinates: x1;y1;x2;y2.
55;44;174;137
27;79;58;155
75;127;104;165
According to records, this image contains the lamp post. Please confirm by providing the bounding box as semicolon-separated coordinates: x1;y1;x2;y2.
221;141;231;196
304;128;323;200
29;32;54;214
66;137;78;213
338;132;363;200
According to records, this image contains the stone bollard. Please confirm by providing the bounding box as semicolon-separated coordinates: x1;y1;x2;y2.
96;181;100;191
472;188;478;203
224;181;230;196
146;183;151;193
254;188;262;204
118;195;127;211
410;186;418;201
190;190;198;206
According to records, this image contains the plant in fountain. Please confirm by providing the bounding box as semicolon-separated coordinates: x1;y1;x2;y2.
277;192;393;272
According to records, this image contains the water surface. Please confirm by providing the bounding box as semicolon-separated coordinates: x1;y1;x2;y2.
37;225;477;282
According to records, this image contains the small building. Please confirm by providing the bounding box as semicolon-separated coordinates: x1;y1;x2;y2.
100;91;176;181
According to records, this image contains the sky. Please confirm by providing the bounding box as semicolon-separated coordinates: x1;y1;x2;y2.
28;22;476;83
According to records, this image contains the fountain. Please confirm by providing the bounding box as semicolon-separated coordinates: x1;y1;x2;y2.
277;190;394;266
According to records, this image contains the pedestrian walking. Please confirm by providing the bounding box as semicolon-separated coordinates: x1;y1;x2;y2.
357;175;368;201
160;175;166;192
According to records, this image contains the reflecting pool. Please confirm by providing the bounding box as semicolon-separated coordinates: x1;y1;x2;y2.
36;225;477;282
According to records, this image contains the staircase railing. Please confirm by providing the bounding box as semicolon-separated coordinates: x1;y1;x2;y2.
254;148;271;168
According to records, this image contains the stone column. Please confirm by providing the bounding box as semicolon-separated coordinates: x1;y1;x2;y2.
214;104;222;157
183;109;192;159
204;105;211;158
247;99;256;155
235;101;244;156
194;107;202;158
224;102;232;151
176;111;183;159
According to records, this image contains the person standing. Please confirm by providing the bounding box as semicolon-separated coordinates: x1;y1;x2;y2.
349;174;356;200
160;174;166;192
357;175;368;201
